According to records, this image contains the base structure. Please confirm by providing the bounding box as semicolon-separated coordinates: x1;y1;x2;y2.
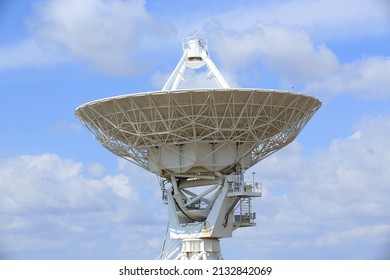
177;238;222;260
158;170;262;260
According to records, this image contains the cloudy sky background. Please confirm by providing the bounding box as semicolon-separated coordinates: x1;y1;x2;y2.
0;0;389;259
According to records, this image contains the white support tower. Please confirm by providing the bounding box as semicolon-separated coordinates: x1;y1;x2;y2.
75;34;321;260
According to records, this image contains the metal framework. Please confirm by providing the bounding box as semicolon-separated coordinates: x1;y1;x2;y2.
75;89;320;179
162;35;229;90
74;35;321;260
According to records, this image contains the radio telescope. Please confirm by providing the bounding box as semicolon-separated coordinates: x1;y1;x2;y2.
74;35;321;260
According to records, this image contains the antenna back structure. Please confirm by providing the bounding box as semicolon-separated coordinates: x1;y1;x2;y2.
74;34;321;260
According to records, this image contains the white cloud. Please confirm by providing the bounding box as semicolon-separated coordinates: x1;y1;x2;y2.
0;0;175;74
162;0;388;43
85;163;106;178
205;23;390;99
29;0;175;75
0;154;103;213
315;225;390;248
206;0;390;39
0;38;66;70
104;174;136;201
207;23;339;86
231;115;390;259
155;0;390;98
0;153;155;215
147;237;163;249
306;56;390;98
0;153;165;259
307;116;390;194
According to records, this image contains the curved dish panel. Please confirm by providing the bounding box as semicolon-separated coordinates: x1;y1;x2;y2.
75;88;321;178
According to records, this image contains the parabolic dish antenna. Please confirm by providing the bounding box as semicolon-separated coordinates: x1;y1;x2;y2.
75;34;321;260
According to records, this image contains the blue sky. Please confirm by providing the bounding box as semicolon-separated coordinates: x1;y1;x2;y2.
0;0;389;260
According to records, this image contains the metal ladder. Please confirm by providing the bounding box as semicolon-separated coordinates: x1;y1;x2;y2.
233;197;256;228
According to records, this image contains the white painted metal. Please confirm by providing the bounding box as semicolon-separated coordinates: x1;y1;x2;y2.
74;34;321;260
75;89;321;179
178;239;223;260
162;35;229;91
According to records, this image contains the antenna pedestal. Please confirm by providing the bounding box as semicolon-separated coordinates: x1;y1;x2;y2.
178;238;222;260
161;173;262;259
